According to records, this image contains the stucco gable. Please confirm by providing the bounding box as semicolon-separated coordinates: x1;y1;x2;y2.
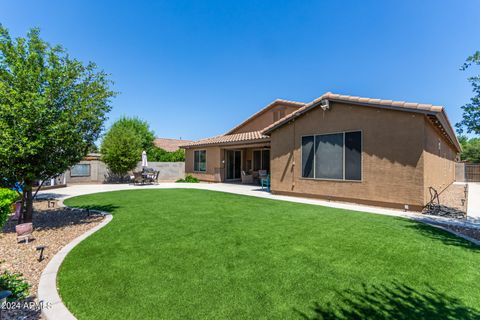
262;92;461;153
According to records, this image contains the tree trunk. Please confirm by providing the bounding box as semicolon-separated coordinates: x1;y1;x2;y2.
23;179;34;223
18;191;26;224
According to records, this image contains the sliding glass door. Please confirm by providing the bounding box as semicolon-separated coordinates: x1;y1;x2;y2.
253;149;270;172
226;150;242;180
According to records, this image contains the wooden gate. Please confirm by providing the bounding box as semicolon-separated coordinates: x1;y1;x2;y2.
465;164;480;182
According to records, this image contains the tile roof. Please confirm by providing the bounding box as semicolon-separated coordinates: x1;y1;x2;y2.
225;99;305;135
154;138;193;152
180;131;269;148
262;92;461;152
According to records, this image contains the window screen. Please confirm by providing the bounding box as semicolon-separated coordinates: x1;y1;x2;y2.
301;136;314;178
253;150;261;171
71;164;90;177
315;133;344;179
345;131;362;180
300;131;362;181
261;150;270;172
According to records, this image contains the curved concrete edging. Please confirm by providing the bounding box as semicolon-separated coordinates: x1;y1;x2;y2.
34;184;479;319
37;203;113;320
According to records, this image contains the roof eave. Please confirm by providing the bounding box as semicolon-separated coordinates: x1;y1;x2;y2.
263;97;461;153
225;99;305;135
180;137;270;149
264;98;443;135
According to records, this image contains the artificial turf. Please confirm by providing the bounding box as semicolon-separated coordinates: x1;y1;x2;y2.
59;189;480;319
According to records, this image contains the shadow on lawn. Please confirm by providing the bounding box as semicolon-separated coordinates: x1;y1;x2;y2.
68;203;120;213
295;282;480;320
401;219;479;252
3;204;118;233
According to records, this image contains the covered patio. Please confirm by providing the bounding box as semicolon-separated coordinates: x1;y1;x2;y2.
182;130;271;184
222;143;270;183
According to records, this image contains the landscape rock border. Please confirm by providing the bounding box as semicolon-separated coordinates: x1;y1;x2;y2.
37;203;112;320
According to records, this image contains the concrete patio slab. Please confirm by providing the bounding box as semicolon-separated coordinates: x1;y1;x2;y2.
35;182;480;319
467;183;480;220
38;182;480;228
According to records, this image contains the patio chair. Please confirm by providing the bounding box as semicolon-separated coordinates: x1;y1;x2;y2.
132;172;144;185
261;174;270;192
16;222;33;243
152;171;159;184
241;171;253;184
258;170;267;179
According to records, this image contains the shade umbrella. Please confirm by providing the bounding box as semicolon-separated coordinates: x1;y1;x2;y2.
141;150;148;168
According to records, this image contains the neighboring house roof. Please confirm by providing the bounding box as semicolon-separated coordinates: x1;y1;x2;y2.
84;153;101;160
225;99;305;135
180;131;269;148
262;92;461;153
154;138;193;152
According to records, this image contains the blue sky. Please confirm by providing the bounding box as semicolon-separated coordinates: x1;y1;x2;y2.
2;0;479;140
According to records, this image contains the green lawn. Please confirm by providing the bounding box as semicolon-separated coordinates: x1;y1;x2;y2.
59;189;480;320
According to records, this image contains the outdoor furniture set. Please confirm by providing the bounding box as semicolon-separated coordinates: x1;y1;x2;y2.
241;170;270;191
132;169;159;185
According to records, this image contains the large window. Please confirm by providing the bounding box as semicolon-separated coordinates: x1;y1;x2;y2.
253;149;270;171
301;131;362;181
71;164;90;177
194;150;206;172
301;136;314;178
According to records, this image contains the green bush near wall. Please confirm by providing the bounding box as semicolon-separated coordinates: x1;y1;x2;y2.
0;188;20;228
176;175;199;183
148;147;185;162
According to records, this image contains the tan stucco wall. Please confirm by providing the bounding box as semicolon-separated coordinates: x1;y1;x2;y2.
185;147;224;182
66;160;185;184
66;160;108;184
232;103;300;134
270;102;426;210
423;120;456;204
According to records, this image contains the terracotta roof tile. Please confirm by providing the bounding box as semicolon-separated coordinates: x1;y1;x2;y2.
225;98;304;135
154;138;193;152
261;92;460;152
180;131;269;148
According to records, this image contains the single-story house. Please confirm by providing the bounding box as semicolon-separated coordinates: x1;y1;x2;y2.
181;92;461;211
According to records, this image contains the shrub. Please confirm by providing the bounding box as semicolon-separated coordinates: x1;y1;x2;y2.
0;188;20;228
101;125;143;176
176;175;199;183
459;136;480;163
0;268;31;301
111;117;155;151
148;147;185;162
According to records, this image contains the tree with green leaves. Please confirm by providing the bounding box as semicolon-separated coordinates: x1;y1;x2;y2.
100;125;142;178
458;136;480;163
100;117;151;177
148;147;185;162
0;25;115;222
111;116;155;151
456;51;480;135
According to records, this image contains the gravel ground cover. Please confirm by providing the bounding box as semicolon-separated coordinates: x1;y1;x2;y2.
0;200;104;320
438;223;480;242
